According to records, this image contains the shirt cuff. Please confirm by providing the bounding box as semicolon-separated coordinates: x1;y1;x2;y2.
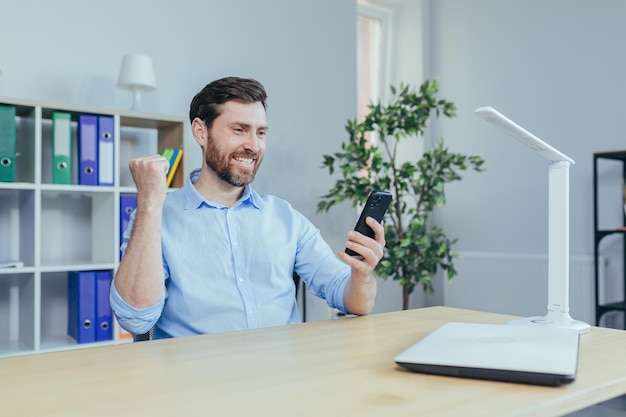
109;279;165;335
327;273;349;314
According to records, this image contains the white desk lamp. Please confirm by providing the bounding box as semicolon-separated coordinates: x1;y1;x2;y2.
475;106;590;334
117;54;156;111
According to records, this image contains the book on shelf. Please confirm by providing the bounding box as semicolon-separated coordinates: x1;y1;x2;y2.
52;112;72;184
118;326;133;340
77;115;98;186
159;148;184;187
67;269;114;344
0;105;17;182
97;116;115;186
78;114;115;187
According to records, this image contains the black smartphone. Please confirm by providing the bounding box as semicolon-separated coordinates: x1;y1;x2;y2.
345;190;392;256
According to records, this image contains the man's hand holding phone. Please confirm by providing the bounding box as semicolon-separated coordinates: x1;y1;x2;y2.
339;190;391;315
345;190;391;257
338;190;391;275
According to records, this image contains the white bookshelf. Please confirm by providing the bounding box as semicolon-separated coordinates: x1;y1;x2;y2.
0;97;186;357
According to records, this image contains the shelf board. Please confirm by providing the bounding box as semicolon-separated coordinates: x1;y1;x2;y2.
0;182;36;190
598;301;626;312
119;113;186;129
596;229;626;242
0;183;118;193
0;340;35;357
40;184;116;193
0;96;184;125
0;266;36;275
594;150;626;160
39;336;118;353
119;186;138;194
38;263;116;273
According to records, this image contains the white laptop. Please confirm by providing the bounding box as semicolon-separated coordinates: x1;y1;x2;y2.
394;322;580;386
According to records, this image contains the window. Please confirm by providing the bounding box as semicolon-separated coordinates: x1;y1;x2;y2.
357;2;391;142
357;3;391;116
357;14;381;123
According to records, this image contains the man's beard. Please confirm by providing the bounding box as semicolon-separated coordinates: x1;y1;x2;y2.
204;136;262;187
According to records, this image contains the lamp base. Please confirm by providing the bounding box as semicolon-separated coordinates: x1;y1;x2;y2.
505;312;591;334
130;88;142;111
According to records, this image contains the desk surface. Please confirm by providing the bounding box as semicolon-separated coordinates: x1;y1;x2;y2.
2;306;626;417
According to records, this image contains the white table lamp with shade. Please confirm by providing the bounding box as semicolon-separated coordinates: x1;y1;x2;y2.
117;54;156;111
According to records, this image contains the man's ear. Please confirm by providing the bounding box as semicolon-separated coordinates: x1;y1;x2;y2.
191;117;207;147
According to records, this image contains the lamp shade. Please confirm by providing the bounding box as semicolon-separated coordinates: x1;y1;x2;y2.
117;54;156;91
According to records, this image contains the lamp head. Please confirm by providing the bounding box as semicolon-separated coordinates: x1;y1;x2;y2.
475;106;574;165
117;54;156;91
117;54;156;110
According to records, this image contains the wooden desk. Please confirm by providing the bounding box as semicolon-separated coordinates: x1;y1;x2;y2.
1;306;626;417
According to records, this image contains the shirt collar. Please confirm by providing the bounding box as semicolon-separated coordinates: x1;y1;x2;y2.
183;168;260;210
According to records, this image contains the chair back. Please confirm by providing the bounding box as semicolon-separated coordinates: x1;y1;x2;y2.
133;327;154;342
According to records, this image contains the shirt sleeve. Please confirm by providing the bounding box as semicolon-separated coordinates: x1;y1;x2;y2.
322;270;349;314
294;212;351;314
113;208;166;334
109;280;165;335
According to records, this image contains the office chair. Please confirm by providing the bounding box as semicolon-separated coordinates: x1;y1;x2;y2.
133;326;154;342
293;271;306;322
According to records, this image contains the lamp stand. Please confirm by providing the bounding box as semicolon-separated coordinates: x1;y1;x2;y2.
506;160;590;333
130;88;142;111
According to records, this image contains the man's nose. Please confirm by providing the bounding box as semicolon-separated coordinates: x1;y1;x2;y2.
242;132;261;152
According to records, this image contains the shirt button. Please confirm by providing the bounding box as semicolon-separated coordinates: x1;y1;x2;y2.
238;277;244;282
249;309;255;314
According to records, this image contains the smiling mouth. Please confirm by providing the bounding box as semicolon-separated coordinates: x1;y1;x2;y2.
233;156;254;166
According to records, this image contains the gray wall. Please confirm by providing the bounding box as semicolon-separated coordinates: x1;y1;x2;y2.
426;0;626;309
7;0;620;320
0;0;360;321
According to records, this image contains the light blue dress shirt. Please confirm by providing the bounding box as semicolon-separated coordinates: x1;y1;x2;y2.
110;169;351;339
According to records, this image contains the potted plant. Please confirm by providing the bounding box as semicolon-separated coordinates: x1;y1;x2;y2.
317;79;485;310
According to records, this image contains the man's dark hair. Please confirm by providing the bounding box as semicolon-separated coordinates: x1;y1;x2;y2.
189;76;268;128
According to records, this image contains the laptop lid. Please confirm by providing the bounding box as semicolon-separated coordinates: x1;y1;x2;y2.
394;322;580;386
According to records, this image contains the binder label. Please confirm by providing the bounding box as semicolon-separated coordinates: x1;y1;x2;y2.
99;140;114;184
54;119;70;155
